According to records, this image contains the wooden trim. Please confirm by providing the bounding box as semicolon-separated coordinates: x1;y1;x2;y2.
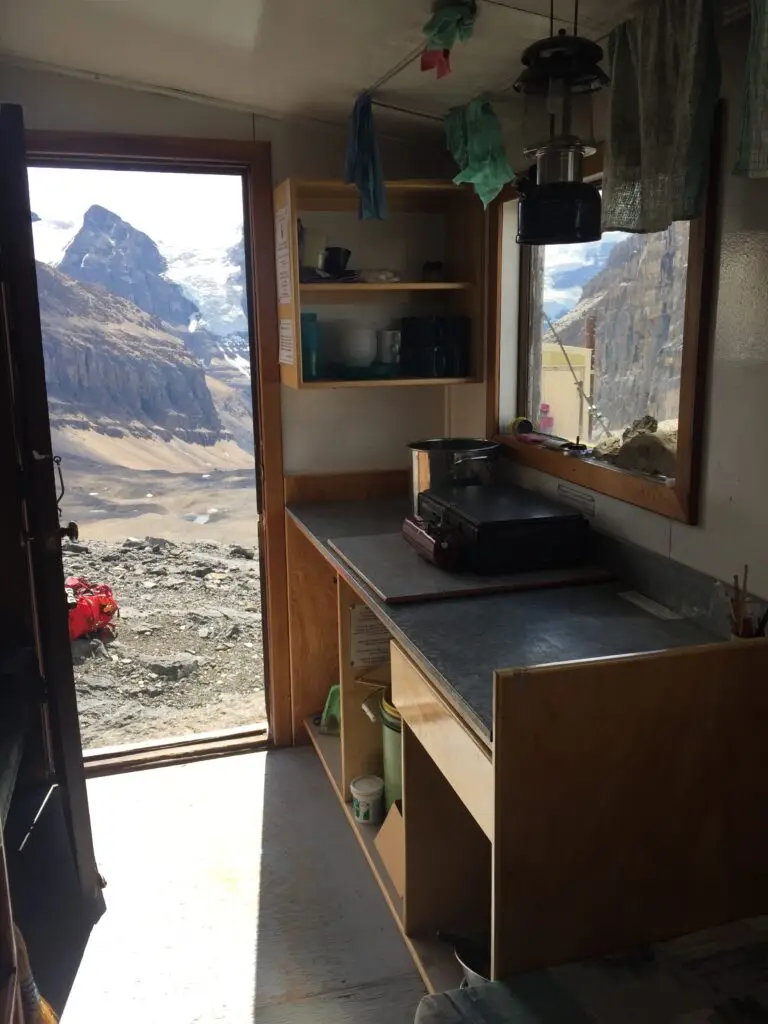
284;469;409;504
285;516;339;743
83;722;268;762
485;200;503;439
489;135;718;524
499;437;688;519
24;130;293;746
85;731;270;778
25;131;266;165
673;113;723;523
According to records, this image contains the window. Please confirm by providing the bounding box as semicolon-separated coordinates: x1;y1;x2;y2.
491;163;716;524
525;220;690;452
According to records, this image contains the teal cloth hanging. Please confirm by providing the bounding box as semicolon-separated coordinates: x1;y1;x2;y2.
421;0;477;78
735;0;768;176
344;93;387;220
444;99;513;207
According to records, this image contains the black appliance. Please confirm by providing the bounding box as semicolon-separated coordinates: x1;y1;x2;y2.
516;177;602;245
400;315;471;378
410;483;589;575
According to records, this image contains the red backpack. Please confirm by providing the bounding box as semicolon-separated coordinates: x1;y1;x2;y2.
65;576;119;641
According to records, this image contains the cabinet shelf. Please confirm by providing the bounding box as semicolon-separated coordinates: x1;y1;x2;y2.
300;282;472;297
305;717;463;994
300;376;479;389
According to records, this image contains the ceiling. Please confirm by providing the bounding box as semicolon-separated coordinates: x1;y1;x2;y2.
0;0;637;138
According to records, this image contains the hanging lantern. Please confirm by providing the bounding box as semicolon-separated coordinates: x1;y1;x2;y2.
513;29;609;245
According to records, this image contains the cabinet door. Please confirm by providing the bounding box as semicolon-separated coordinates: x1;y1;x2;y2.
0;104;103;920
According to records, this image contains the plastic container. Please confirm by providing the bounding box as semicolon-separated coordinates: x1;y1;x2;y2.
380;695;402;811
350;775;384;825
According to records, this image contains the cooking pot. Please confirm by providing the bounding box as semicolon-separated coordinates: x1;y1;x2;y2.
408;438;500;516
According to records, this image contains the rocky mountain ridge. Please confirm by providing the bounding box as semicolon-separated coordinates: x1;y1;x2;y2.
34;199;257;460
37;261;225;447
59;204;199;327
547;223;689;432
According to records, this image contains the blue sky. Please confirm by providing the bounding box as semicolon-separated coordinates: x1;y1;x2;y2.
27;166;245;265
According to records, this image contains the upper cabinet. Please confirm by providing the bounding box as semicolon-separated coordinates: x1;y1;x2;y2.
273;179;485;389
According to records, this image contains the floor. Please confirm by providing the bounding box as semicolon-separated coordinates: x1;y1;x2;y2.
61;749;425;1023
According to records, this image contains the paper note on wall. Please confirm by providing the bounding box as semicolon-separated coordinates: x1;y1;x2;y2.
275;207;293;304
279;318;295;365
350;605;390;668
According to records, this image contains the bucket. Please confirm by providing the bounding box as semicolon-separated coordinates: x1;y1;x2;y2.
381;695;402;811
350;775;384;825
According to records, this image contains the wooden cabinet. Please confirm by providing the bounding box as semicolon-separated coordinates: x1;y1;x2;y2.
273;179;485;389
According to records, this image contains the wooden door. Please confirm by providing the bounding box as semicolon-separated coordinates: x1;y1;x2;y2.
0;104;103;919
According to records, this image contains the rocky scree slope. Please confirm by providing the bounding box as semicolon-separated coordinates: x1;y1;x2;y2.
62;535;265;748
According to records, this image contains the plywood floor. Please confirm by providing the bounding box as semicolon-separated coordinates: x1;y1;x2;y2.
62;749;424;1023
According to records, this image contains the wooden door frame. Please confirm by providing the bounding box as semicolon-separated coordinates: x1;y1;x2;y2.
25;131;292;746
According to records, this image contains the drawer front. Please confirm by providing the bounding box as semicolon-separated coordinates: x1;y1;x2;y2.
390;642;493;839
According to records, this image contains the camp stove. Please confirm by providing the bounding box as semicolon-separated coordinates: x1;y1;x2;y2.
402;483;589;575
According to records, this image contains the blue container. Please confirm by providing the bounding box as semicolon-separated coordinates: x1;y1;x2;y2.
300;312;322;381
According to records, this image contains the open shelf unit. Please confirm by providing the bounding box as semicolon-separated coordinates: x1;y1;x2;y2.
274;178;485;390
305;716;463;995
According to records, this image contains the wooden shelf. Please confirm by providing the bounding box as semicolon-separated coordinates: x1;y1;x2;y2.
300;282;472;295
274;177;484;389
305;717;463;995
300;376;479;390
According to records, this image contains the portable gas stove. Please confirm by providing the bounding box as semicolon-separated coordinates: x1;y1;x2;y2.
402;483;589;575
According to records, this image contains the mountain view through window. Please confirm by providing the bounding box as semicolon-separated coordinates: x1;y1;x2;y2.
527;221;690;468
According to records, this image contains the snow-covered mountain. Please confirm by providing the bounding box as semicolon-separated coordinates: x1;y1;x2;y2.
162;233;247;338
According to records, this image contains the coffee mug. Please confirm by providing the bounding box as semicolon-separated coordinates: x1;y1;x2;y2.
322;246;351;277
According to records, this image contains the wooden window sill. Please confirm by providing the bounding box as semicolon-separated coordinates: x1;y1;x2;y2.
496;435;691;522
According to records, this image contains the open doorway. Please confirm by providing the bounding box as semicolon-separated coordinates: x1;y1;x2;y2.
27;161;268;754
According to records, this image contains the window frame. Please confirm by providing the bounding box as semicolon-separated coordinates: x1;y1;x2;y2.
488;144;719;524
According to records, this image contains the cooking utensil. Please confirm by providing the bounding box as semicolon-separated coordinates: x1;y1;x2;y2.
407;438;500;516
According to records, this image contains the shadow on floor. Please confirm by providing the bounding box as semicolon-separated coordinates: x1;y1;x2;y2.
253;747;424;1022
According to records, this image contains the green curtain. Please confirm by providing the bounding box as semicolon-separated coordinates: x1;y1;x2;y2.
735;0;768;176
602;0;720;232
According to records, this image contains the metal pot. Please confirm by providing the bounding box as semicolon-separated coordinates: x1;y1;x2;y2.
408;438;500;516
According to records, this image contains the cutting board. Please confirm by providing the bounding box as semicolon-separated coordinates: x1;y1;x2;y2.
328;533;611;605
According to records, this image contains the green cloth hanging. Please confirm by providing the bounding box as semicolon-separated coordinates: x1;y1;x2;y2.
735;0;768;176
444;99;513;207
423;0;476;52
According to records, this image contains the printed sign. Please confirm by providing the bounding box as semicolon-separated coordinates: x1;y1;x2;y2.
275;206;293;304
350;605;390;668
278;318;295;365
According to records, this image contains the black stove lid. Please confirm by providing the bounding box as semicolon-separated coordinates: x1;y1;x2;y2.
421;483;585;527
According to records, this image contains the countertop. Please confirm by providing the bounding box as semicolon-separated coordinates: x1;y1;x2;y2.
287;500;721;743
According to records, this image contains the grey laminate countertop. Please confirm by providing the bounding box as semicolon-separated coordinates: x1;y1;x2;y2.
287;500;720;743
